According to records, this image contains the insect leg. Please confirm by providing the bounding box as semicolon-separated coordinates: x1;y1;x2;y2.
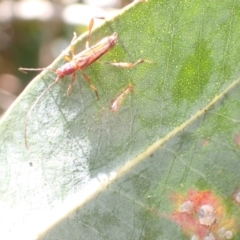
86;17;105;49
70;32;77;57
67;72;76;95
18;67;54;73
81;72;99;99
105;59;146;68
110;84;134;112
86;18;94;49
62;32;78;63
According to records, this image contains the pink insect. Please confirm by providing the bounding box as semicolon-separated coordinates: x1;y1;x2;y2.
19;18;145;148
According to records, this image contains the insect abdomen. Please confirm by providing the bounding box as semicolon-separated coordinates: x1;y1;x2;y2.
56;62;77;78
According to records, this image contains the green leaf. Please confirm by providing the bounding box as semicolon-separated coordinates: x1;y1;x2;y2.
1;0;240;239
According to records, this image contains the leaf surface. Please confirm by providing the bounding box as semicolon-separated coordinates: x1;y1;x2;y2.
1;0;240;239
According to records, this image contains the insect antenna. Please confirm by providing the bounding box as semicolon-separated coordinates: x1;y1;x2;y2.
19;67;55;74
24;81;57;149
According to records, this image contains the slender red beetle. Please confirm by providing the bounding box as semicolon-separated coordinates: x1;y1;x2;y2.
19;19;145;148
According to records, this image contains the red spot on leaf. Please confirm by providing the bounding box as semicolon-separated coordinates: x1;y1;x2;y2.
168;190;237;239
234;134;240;147
231;185;240;205
201;139;209;147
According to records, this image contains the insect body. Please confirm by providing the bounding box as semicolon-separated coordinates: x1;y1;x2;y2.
20;32;118;148
20;32;118;97
58;32;119;95
20;19;146;148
